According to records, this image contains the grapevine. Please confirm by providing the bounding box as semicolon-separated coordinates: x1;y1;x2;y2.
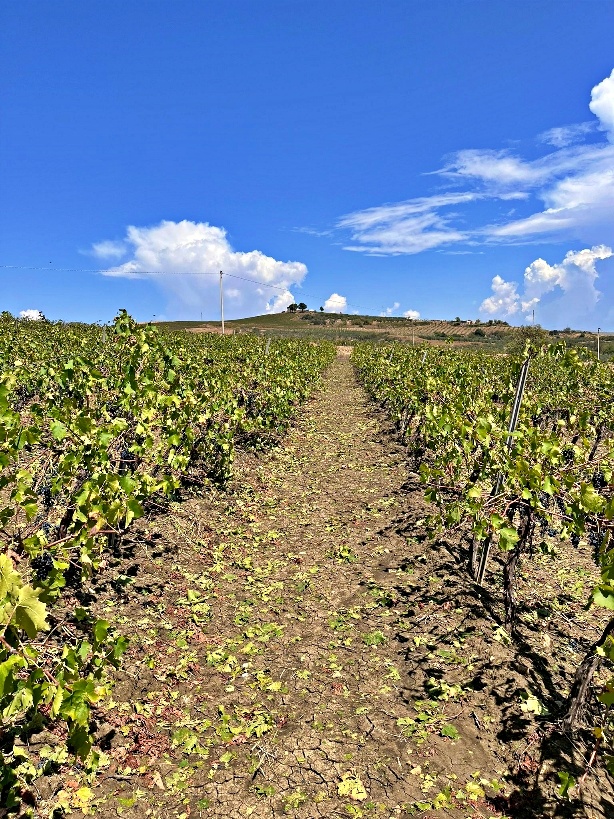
0;310;334;809
353;340;614;779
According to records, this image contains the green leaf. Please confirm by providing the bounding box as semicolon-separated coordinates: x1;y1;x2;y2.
50;421;69;441
0;554;19;597
499;527;519;550
93;619;109;643
580;483;605;513
441;723;460;740
13;585;49;639
557;771;575;799
0;655;26;698
592;587;614;610
125;498;143;526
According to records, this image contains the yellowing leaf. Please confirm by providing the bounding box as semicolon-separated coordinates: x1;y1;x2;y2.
14;585;49;639
338;773;368;801
0;554;19;598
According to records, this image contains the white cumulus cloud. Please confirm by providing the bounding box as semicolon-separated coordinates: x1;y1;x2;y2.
589;68;614;141
265;290;296;313
324;293;347;313
19;309;44;321
380;302;400;316
480;245;613;325
93;219;308;318
480;276;521;316
403;309;421;319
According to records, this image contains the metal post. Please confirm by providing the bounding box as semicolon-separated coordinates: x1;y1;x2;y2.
219;270;225;335
476;356;531;586
597;327;600;361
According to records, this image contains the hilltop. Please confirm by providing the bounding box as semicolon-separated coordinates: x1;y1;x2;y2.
153;311;609;355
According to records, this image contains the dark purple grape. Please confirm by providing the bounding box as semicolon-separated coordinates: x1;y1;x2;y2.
31;551;54;580
570;533;580;548
38;483;52;509
592;471;607;490
555;496;567;515
562;448;575;465
588;530;605;564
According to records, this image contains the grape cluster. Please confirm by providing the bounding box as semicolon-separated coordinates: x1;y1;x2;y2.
592;471;607;490
38;483;52;509
588;529;605;564
31;551;54;580
555;496;567;516
64;562;82;589
538;491;552;508
570;533;580;548
562;448;575;465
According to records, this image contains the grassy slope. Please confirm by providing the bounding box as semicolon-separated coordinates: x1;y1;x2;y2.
154;312;612;356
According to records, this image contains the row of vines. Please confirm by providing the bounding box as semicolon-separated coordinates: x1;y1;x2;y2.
0;310;335;809
352;341;614;782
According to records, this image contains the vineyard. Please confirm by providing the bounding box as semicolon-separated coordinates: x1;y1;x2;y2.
353;344;614;795
1;315;614;818
0;312;334;812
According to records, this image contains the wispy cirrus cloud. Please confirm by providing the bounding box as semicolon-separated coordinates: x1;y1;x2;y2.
539;122;596;148
336;69;614;256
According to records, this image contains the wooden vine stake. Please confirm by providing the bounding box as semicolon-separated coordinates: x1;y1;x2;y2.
476;356;531;586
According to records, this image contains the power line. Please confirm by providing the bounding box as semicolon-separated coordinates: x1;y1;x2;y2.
0;263;375;315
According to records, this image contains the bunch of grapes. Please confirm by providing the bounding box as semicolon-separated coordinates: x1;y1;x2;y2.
555;495;567;517
592;471;607;491
588;529;605;564
31;551;54;581
562;448;575;465
38;483;52;509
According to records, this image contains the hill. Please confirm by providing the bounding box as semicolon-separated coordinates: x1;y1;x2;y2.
153;311;611;356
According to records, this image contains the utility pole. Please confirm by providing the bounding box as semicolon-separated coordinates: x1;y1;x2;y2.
219;270;225;335
532;309;535;326
597;327;601;361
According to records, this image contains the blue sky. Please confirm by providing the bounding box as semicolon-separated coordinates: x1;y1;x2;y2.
1;0;614;328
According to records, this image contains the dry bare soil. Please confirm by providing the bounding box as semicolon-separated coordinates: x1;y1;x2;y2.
47;352;613;818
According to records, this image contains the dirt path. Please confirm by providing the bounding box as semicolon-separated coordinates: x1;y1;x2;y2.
66;354;612;819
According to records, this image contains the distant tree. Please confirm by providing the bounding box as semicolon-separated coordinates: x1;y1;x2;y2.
454;316;460;323
473;328;486;337
287;303;298;313
319;306;324;312
506;324;549;355
297;302;307;312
